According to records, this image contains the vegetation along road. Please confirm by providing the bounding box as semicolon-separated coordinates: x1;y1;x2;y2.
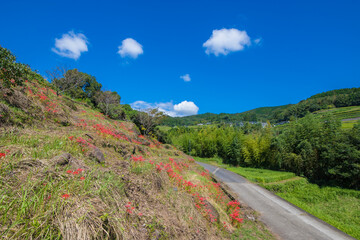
197;162;356;240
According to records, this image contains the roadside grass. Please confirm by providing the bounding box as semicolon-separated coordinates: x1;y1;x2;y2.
263;179;360;239
194;157;295;183
226;167;295;183
183;168;277;240
195;157;360;239
194;156;227;168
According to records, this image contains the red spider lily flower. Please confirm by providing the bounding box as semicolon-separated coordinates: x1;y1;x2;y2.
66;170;73;174
80;177;85;180
77;168;84;172
73;171;79;175
125;202;134;214
68;136;74;141
138;212;143;216
61;194;70;199
0;153;6;158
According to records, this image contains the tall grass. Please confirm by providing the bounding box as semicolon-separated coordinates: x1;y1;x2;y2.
0;162;125;239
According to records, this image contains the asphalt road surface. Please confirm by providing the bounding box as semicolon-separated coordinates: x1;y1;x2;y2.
197;162;356;240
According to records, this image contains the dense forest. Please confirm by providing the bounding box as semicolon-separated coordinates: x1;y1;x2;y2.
162;88;360;126
165;115;360;189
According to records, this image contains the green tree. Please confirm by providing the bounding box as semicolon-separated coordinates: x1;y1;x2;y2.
0;45;43;87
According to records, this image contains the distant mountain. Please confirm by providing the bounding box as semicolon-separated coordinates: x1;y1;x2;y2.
161;105;292;126
162;87;360;126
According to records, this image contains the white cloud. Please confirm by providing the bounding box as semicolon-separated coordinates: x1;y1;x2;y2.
180;74;191;82
254;38;262;44
174;101;199;116
117;38;143;58
131;100;199;117
131;101;152;110
52;31;88;60
203;28;251;56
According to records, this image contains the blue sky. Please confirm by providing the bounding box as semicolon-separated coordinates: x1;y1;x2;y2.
1;0;359;116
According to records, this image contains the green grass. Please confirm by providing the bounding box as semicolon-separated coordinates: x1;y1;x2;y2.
0;162;125;239
157;125;172;132
195;157;295;183
193;156;228;168
342;120;358;129
315;106;360;121
195;157;360;239
226;167;295;183
263;180;360;239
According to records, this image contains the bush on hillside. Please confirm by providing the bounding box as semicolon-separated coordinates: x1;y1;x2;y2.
0;45;44;87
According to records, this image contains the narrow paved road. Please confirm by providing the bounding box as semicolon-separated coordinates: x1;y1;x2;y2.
197;162;356;240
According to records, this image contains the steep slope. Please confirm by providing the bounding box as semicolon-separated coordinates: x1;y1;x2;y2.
0;61;275;239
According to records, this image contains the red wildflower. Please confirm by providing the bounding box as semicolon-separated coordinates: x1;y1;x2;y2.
125;202;134;214
156;164;163;172
61;194;70;199
66;170;73;174
73;171;79;175
80;177;85;180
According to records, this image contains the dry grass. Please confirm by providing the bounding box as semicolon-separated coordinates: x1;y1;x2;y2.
0;80;276;239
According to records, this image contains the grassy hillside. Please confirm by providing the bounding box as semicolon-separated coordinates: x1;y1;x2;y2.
315;106;360;120
312;106;360;129
0;48;275;239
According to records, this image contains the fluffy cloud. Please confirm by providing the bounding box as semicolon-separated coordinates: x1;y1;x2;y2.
173;101;199;116
180;74;191;82
52;31;88;60
117;38;143;58
203;28;251;56
131;100;199;117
